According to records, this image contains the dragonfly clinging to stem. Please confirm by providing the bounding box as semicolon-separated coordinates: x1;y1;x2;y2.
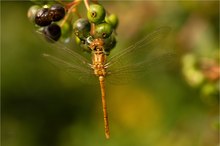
41;26;175;139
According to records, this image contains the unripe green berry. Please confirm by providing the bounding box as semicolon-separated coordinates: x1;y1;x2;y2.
61;21;72;39
75;36;81;44
105;14;118;29
104;35;117;53
95;23;113;39
87;4;106;24
73;18;91;39
75;36;92;53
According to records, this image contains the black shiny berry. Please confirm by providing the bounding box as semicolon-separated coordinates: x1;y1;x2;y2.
35;8;52;26
73;18;91;39
49;4;65;22
43;23;61;41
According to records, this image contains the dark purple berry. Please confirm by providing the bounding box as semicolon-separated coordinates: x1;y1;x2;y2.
35;8;52;26
49;4;65;22
43;23;61;41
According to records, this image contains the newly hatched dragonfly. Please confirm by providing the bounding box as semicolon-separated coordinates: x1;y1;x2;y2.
41;26;175;139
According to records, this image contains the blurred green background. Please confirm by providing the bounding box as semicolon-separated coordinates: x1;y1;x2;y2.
1;1;219;146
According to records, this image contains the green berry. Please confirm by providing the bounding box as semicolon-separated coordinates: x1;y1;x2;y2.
75;36;92;53
42;4;50;9
104;35;116;53
80;41;92;53
73;18;91;39
61;21;72;39
87;4;105;24
94;23;113;39
105;14;118;29
75;36;81;44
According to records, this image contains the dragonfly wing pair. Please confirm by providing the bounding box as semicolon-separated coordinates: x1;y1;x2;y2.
105;26;175;84
41;26;175;84
39;34;98;84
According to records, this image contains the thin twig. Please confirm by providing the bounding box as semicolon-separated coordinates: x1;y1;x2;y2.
60;0;81;27
84;0;90;10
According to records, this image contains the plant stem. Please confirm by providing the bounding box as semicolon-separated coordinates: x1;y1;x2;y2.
60;0;81;27
84;0;90;10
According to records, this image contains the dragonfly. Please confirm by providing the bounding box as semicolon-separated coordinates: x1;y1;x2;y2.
40;26;175;139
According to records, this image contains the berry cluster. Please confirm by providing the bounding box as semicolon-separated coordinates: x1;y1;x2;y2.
74;4;118;54
28;3;66;41
28;1;118;55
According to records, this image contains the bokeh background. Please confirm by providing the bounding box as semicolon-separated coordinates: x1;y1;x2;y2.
1;1;219;146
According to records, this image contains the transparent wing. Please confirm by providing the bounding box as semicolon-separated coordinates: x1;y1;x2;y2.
43;54;98;84
106;52;176;84
36;30;98;84
105;27;176;84
106;26;172;67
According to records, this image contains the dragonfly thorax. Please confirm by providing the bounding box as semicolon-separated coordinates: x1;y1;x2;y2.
89;38;105;52
91;47;107;77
